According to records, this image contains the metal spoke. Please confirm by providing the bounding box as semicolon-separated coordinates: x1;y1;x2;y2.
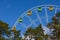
34;9;43;24
45;7;48;24
27;16;37;27
34;9;45;26
26;24;32;31
20;23;27;27
12;13;27;27
54;7;57;16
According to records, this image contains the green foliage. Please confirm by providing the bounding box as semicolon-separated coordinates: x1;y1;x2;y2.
0;12;60;40
25;24;44;40
0;20;10;36
0;20;21;40
47;12;60;40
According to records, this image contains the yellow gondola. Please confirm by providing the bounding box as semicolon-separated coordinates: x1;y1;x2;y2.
49;6;53;11
28;10;32;16
12;27;16;31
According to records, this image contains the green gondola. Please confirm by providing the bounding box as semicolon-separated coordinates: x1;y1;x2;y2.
18;18;22;22
38;7;42;12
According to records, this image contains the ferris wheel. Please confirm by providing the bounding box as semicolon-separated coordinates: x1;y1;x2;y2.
12;4;60;33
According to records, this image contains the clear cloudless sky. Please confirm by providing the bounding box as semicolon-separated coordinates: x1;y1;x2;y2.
0;0;60;35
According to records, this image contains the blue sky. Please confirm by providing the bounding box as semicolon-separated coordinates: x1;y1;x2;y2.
0;0;60;36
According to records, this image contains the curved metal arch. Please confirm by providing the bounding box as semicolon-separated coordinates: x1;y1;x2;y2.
12;4;60;29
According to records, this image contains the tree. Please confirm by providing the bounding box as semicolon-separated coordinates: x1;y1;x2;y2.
24;24;44;40
47;12;60;40
11;27;21;40
0;20;10;40
35;24;44;40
